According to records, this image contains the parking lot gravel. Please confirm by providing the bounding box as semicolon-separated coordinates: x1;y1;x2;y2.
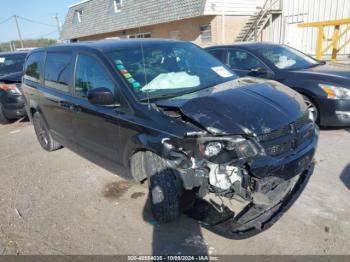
0;120;349;255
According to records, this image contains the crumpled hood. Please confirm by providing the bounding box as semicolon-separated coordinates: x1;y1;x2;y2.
289;63;350;86
156;78;307;136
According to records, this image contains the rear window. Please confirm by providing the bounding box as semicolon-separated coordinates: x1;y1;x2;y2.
24;52;44;82
0;53;27;76
44;52;72;92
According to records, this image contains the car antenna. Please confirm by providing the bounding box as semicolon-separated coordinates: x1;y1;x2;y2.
139;27;151;110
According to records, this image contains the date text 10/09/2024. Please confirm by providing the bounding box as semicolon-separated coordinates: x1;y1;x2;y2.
127;255;219;261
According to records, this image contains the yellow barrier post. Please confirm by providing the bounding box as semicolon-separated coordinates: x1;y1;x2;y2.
332;25;340;61
298;18;350;61
316;26;324;60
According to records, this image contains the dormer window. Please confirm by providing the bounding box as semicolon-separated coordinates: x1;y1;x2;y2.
113;0;123;13
73;9;83;24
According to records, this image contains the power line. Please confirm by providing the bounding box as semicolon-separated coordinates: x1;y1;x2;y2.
0;14;60;43
17;15;56;28
0;16;12;25
33;30;58;39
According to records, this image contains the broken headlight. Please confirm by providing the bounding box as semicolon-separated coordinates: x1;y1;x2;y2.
0;84;22;95
198;136;259;164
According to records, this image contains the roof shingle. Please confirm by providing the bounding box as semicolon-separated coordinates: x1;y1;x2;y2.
61;0;206;40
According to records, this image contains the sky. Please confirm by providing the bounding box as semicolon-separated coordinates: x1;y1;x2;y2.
0;0;79;43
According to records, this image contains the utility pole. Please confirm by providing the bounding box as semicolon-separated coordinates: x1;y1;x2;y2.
54;13;62;42
13;15;24;48
11;41;15;51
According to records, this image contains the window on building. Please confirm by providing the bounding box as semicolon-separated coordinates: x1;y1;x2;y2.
113;0;123;12
128;32;151;39
24;52;44;82
169;30;180;40
200;24;212;43
75;54;115;98
44;53;72;92
73;9;83;24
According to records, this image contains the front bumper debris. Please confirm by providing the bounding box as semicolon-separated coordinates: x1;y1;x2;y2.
186;163;315;239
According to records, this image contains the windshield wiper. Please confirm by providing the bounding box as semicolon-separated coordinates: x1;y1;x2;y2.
139;84;216;103
139;79;237;103
139;90;195;102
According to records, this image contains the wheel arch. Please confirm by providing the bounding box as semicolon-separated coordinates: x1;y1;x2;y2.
127;145;161;182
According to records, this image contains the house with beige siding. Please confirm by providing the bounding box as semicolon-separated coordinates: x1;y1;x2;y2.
60;0;260;46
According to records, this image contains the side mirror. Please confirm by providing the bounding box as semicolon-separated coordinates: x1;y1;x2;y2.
250;67;268;75
87;87;115;106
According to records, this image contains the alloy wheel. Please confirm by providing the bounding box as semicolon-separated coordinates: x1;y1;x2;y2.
303;96;318;123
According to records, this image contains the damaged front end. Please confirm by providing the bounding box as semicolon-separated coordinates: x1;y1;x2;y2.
160;111;319;239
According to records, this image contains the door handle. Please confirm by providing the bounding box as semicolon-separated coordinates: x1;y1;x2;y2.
69;104;81;112
59;101;80;112
59;101;70;109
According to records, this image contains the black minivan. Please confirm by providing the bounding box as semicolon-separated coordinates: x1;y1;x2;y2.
22;39;318;238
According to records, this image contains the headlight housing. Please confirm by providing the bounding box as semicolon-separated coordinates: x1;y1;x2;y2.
198;136;259;164
0;84;22;95
319;84;350;100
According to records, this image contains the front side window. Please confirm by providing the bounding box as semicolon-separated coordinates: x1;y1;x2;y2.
75;54;115;98
258;45;319;70
227;49;265;71
1;53;27;76
44;53;72;92
24;52;43;82
107;42;237;102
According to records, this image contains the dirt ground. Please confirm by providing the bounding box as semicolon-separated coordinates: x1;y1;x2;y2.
0;120;349;255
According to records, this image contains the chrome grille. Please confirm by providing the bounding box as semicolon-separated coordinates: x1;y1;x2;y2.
257;125;290;142
295;112;311;129
258;112;313;157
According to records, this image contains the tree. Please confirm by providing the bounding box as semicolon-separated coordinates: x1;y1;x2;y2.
0;38;57;52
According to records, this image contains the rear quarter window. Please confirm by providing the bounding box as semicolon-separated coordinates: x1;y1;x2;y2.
44;52;72;92
24;52;44;82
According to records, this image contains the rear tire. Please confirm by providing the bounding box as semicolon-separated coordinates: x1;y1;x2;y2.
32;112;62;152
0;103;10;124
144;151;182;223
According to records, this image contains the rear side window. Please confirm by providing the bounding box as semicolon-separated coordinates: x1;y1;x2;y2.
24;52;44;82
44;52;72;92
74;54;114;98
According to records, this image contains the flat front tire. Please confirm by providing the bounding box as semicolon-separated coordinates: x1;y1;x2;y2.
32;112;62;152
144;151;182;223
